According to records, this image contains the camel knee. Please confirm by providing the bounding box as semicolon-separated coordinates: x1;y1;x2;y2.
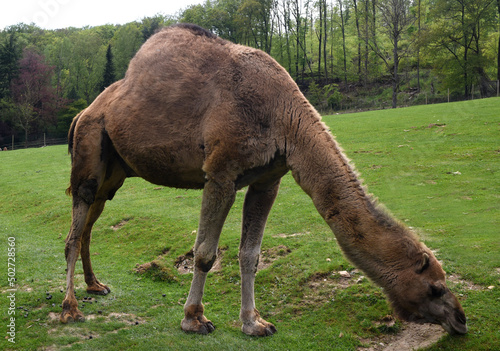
194;246;217;273
194;254;217;273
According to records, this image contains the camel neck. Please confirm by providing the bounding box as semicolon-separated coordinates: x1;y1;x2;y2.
284;106;423;289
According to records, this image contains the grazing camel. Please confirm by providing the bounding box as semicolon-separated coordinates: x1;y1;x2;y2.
61;23;467;336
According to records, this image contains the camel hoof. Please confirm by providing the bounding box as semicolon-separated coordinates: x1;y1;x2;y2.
265;324;277;336
200;321;215;335
86;284;111;295
241;308;277;336
60;309;85;324
242;321;277;336
181;318;216;335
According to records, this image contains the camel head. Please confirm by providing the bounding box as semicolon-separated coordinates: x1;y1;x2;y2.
386;250;467;335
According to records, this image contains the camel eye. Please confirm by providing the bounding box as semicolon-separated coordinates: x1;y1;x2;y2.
430;285;445;298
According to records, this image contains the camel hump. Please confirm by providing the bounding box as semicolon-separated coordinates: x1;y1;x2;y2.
169;23;218;40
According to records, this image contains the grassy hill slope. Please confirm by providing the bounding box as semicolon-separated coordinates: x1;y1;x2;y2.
1;98;498;350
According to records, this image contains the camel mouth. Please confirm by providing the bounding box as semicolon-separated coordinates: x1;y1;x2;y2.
408;317;467;335
440;310;468;335
402;310;467;335
424;310;468;335
440;319;468;335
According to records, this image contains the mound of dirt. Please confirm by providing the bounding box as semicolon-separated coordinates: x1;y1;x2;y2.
174;247;225;274
174;249;195;274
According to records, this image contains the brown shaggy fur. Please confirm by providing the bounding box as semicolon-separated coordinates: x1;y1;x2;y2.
61;24;467;336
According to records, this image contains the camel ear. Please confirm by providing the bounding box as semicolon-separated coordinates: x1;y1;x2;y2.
416;252;430;274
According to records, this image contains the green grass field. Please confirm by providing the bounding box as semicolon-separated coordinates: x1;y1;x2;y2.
1;98;499;350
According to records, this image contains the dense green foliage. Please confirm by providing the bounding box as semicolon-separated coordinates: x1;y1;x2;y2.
0;1;499;146
0;98;498;350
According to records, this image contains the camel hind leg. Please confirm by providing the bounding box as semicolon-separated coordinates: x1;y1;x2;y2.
79;199;110;295
61;121;126;323
81;162;126;295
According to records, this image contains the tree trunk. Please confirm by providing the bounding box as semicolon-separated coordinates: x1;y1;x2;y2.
497;0;500;81
353;0;362;80
294;0;300;79
417;0;421;92
284;0;292;75
340;0;348;85
462;2;469;98
364;0;369;86
323;0;328;81
393;31;399;109
318;0;323;80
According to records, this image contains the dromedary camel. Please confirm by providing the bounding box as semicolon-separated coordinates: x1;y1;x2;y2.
61;23;467;336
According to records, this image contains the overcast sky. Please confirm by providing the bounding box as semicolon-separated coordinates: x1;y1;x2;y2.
1;0;207;30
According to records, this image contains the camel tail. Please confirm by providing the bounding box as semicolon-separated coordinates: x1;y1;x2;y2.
67;112;83;159
66;111;84;196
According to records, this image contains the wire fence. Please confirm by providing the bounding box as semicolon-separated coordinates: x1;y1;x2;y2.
0;134;67;151
1;81;499;151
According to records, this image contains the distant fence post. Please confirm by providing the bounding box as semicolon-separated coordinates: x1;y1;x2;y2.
448;88;450;103
497;80;499;97
44;133;46;147
11;135;14;151
471;84;474;100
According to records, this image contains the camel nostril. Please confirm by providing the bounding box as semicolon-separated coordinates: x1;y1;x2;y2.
455;310;466;325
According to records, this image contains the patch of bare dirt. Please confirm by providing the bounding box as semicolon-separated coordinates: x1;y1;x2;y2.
2;285;33;293
107;312;146;325
304;269;365;305
258;245;292;270
47;311;145;344
174;249;195;274
110;217;132;231
174;247;225;274
356;272;485;351
407;123;447;132
170;245;291;273
135;246;227;277
272;232;310;239
48;310;144;326
447;274;484;291
48;311;60;323
358;323;445;351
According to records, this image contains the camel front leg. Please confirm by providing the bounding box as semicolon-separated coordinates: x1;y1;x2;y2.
239;181;280;336
181;179;236;334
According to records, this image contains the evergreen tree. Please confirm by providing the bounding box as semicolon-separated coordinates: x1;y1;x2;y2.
100;44;115;91
0;30;21;99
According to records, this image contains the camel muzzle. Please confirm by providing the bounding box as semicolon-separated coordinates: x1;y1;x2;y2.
434;293;468;335
440;308;467;335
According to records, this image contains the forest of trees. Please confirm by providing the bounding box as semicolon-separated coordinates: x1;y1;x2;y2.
1;0;499;148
